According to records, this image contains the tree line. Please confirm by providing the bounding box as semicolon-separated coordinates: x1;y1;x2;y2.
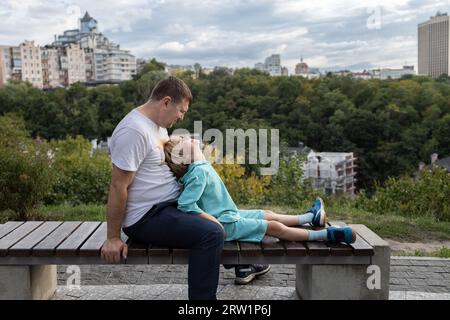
1;60;450;191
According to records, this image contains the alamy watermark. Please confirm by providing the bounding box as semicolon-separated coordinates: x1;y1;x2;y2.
366;265;381;290
171;121;280;175
66;265;81;290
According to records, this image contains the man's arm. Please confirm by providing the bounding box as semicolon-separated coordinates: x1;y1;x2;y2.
101;164;136;264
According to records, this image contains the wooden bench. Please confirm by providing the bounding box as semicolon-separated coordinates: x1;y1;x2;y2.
0;221;390;300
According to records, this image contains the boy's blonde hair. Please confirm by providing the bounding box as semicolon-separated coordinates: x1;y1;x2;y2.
163;138;189;180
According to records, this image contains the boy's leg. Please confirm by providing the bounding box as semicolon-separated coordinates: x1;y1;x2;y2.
263;210;299;226
265;221;356;243
223;212;271;284
124;203;224;300
263;197;327;227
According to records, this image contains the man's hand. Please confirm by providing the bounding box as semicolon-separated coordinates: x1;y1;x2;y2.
101;237;128;264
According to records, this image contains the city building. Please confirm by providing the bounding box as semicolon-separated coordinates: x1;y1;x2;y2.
19;41;43;89
0;12;135;89
375;65;416;79
254;54;288;76
265;54;282;76
294;58;321;79
419;153;450;173
41;46;61;88
254;62;265;73
352;71;373;80
418;12;450;78
66;43;87;84
303;151;357;196
295;58;309;75
0;46;10;87
53;12;136;84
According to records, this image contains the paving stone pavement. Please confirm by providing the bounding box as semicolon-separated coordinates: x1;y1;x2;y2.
52;284;299;300
51;284;450;300
55;257;450;298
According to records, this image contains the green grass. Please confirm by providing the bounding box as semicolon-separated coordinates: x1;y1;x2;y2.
1;202;450;243
0;204;106;223
393;247;450;258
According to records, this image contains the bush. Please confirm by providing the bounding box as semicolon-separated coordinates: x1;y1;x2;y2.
356;167;450;221
45;136;112;205
213;159;271;205
264;155;323;207
0;114;54;219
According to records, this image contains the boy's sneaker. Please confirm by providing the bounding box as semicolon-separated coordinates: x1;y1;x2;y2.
307;197;327;227
327;226;356;244
234;264;271;285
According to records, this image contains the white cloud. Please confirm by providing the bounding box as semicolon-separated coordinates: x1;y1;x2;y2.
0;0;448;71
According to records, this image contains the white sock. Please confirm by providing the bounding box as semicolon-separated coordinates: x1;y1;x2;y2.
298;212;314;225
307;229;327;241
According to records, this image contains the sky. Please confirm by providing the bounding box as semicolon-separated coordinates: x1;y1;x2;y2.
1;0;450;73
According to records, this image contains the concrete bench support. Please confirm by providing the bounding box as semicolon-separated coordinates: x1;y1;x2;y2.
0;265;57;300
296;224;391;300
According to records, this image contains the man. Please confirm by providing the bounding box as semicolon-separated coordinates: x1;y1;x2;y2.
101;76;269;300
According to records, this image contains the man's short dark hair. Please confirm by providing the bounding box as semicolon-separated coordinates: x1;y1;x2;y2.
150;76;193;104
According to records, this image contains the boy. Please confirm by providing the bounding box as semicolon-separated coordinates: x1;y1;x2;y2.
163;136;356;244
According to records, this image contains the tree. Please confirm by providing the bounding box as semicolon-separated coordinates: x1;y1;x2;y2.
0;114;54;219
135;58;166;80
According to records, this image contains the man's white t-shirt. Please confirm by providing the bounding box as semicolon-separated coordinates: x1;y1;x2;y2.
109;108;181;228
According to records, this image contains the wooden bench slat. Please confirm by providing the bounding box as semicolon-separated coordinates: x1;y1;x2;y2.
0;221;44;256
299;225;331;256
261;236;285;256
330;222;374;256
223;241;239;257
0;222;25;239
148;244;171;257
8;222;63;257
32;222;82;256
349;224;389;248
350;234;375;256
305;241;331;256
126;238;148;257
55;222;101;256
326;221;355;256
282;241;308;256
238;241;262;257
78;222;107;257
172;248;190;257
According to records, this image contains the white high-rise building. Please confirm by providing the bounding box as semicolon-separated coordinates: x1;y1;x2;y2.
254;54;287;76
0;46;11;87
53;12;136;84
41;47;61;88
66;43;86;84
418;12;450;78
265;54;282;76
20;41;43;89
303;151;357;196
